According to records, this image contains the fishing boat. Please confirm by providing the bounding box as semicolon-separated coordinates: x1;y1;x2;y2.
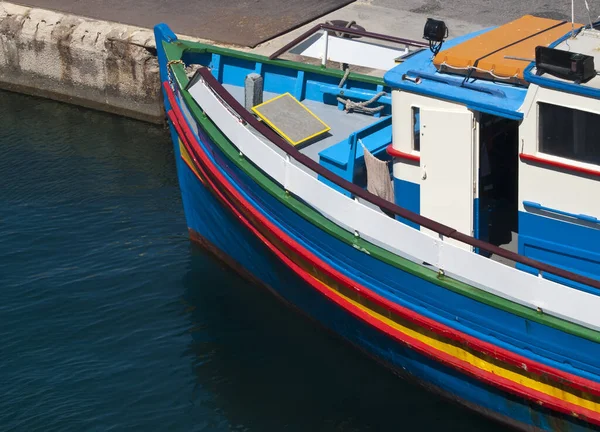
155;14;600;431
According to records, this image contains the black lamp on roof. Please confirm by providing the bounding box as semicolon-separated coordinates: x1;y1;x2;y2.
423;18;448;55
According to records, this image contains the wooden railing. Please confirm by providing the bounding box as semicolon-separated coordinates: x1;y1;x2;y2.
190;66;600;291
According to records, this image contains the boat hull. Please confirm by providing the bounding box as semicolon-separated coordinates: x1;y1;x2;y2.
167;108;597;432
154;22;600;430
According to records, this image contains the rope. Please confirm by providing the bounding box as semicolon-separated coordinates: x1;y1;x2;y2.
336;63;387;114
325;20;357;38
336;93;387;113
338;67;351;88
166;60;185;85
330;24;387;114
441;61;519;81
583;0;595;29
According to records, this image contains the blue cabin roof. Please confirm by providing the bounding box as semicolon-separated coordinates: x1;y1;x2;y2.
384;28;529;120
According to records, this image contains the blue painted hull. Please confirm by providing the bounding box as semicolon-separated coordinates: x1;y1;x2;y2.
167;117;596;432
154;22;599;430
176;122;600;380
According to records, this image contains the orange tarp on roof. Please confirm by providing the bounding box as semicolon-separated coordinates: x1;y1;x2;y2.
433;15;583;84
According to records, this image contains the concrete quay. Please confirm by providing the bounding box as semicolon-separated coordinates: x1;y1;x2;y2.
0;2;165;123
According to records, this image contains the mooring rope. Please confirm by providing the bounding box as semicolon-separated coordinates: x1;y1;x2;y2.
167;60;185;67
336;65;386;114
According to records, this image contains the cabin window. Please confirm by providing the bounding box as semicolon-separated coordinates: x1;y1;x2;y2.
538;102;600;166
412;107;420;152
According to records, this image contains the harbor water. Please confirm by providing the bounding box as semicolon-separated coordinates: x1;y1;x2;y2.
0;90;507;431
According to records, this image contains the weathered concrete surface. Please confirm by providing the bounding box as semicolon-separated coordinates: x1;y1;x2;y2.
0;2;163;123
15;0;356;47
251;2;485;57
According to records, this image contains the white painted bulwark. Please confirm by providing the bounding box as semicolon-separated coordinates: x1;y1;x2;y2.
187;78;600;332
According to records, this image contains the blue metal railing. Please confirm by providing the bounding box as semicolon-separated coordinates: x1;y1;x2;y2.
523;201;599;224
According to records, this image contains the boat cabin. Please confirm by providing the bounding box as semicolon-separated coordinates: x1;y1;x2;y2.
384;15;600;286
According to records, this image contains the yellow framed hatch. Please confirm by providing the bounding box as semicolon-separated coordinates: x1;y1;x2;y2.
252;93;330;146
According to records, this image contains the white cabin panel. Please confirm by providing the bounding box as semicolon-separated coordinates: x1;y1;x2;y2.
391;91;421;187
519;163;600;216
519;85;600;217
391;91;477;215
420;108;474;248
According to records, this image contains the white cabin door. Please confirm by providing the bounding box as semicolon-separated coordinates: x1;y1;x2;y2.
420;108;474;249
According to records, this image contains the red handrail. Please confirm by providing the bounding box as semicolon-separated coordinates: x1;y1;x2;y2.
386;145;420;162
268;23;428;61
520;153;600;178
181;67;600;290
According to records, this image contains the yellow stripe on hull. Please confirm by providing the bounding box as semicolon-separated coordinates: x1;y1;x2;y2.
180;140;205;184
326;279;600;413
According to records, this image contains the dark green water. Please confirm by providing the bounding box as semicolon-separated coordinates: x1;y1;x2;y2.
0;90;507;431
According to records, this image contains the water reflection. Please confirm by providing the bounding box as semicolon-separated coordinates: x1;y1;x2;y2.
0;90;178;203
181;243;506;432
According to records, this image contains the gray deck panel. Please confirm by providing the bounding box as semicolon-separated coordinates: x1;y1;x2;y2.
299;100;379;161
253;94;329;144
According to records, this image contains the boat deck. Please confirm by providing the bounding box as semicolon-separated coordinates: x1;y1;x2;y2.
221;83;389;216
222;84;381;163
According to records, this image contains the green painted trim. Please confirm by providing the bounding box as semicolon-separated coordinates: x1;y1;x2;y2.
164;42;600;344
173;39;386;86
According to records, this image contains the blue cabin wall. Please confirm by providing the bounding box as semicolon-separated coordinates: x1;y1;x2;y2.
518;211;600;293
394;178;420;229
514;79;600;294
318;116;393;196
